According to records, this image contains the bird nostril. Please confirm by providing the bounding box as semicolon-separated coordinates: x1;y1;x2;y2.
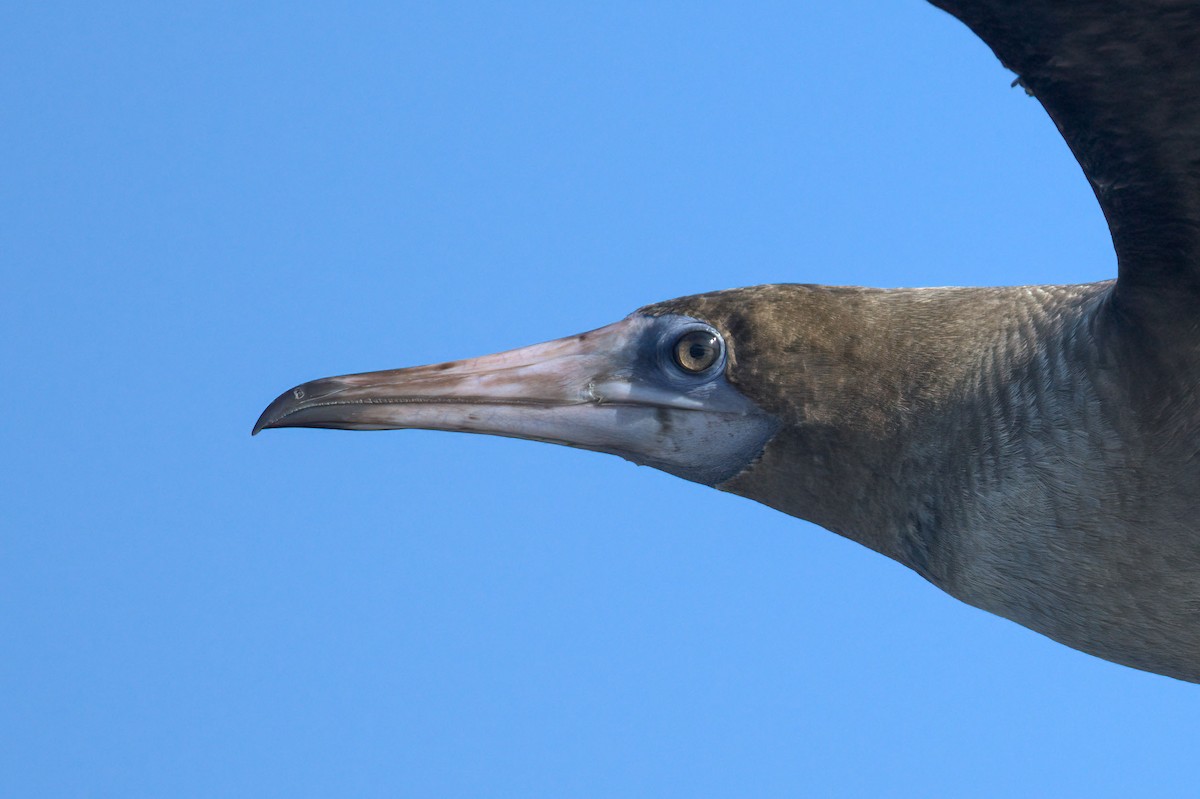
293;387;306;400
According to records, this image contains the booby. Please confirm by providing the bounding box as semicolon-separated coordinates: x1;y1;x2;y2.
254;0;1200;683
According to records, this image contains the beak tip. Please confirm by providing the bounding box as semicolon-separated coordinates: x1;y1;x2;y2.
254;381;314;436
252;402;285;436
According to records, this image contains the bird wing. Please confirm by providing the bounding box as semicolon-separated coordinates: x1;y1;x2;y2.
929;0;1200;323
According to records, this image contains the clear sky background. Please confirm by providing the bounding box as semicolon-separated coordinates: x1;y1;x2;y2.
4;2;1198;796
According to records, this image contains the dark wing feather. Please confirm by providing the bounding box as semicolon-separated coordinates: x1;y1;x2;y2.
928;0;1200;322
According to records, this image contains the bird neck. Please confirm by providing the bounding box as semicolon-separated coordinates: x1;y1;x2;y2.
713;283;1115;583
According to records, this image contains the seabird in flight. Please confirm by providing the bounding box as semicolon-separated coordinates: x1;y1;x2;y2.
254;0;1200;683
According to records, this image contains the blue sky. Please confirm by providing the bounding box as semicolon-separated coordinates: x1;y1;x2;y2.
4;2;1196;796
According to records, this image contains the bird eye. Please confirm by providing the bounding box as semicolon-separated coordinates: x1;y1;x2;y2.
672;330;721;373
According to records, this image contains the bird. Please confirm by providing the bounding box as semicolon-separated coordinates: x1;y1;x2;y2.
254;0;1200;683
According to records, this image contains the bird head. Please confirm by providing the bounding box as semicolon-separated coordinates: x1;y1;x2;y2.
253;288;788;487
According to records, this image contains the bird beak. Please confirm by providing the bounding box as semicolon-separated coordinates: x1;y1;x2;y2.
252;318;646;438
253;315;776;485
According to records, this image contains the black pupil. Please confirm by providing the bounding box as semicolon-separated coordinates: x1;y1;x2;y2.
689;343;707;359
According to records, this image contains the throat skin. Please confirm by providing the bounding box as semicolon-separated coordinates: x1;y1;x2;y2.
643;283;1200;682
